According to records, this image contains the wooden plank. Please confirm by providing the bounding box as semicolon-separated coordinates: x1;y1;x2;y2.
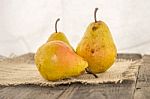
136;55;150;86
0;85;69;99
134;87;150;99
0;53;143;99
134;55;150;99
117;53;142;60
0;82;135;99
58;82;135;99
57;84;80;99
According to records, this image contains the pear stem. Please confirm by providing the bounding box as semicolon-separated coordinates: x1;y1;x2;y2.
85;68;98;78
94;8;98;23
55;18;60;33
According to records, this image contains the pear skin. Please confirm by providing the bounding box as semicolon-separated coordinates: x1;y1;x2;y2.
76;8;117;73
47;18;72;48
47;32;71;47
34;41;88;81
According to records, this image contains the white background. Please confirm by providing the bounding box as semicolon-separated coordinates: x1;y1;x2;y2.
0;0;150;56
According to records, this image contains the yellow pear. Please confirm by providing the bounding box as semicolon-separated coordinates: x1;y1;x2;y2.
47;18;72;48
34;41;88;81
76;8;117;73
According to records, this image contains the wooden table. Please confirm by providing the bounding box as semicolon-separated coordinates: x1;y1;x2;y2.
0;53;149;99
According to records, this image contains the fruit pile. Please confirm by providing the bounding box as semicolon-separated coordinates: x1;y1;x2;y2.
34;8;117;81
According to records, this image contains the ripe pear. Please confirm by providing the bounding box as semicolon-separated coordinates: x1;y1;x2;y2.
34;41;88;81
47;18;72;48
76;8;117;73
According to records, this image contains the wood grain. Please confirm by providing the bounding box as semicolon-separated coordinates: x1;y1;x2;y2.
0;85;69;99
0;53;144;99
134;55;150;99
117;53;142;60
62;82;135;99
0;82;135;99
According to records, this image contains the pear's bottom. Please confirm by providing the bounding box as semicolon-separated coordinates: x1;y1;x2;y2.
88;57;117;73
36;61;88;81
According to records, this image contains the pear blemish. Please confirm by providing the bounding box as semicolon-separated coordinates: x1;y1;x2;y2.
92;26;98;31
91;49;95;54
76;8;117;73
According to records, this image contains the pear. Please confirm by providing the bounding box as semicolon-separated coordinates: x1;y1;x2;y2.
34;41;88;81
47;18;72;48
76;8;117;73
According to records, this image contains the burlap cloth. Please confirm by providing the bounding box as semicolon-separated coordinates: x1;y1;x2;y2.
0;53;142;87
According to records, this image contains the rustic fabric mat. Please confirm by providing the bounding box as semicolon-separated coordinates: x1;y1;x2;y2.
0;54;142;87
